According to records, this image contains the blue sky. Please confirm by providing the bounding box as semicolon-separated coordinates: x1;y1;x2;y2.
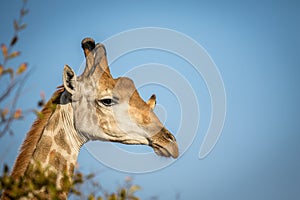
1;0;300;199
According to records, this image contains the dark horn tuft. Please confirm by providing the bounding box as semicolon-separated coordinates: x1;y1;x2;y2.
81;37;95;56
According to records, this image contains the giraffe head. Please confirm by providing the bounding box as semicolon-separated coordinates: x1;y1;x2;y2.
62;38;178;158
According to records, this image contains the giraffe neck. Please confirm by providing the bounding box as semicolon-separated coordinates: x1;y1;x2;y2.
31;102;87;176
5;89;88;199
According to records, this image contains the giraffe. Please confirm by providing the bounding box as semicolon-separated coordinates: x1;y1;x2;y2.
2;38;178;199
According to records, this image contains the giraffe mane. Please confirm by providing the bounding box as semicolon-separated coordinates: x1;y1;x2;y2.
10;86;65;178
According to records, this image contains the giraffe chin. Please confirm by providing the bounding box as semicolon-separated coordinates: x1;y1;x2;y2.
151;141;179;159
152;144;179;159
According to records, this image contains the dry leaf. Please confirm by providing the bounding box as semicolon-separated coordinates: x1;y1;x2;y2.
8;51;20;59
1;108;9;119
10;36;18;46
1;44;8;58
14;109;22;119
0;65;3;75
17;63;27;74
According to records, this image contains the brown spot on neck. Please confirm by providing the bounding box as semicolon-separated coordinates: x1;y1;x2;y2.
32;135;52;162
54;129;71;154
49;150;67;171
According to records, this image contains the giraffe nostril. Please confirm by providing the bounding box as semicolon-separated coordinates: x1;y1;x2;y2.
162;128;176;142
165;133;175;142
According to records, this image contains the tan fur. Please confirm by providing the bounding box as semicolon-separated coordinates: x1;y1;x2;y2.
54;129;71;154
10;87;64;178
49;150;67;171
32;135;52;162
69;163;75;176
45;108;60;132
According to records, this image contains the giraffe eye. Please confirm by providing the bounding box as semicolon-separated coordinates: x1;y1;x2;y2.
98;98;117;107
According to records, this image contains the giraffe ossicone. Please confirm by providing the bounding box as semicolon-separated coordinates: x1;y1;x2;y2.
2;37;178;199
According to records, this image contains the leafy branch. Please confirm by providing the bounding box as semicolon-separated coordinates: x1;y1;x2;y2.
0;0;29;137
0;165;141;200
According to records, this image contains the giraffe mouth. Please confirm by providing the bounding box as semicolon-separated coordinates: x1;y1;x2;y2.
151;143;179;158
149;128;179;159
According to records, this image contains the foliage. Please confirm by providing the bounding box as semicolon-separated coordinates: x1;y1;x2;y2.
0;163;72;199
0;164;141;200
74;175;141;200
0;0;29;137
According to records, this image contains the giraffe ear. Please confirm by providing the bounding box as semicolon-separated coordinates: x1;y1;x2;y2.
147;94;156;110
63;65;77;94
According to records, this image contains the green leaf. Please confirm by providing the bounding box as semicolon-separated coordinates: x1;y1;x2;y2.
88;194;96;200
129;185;141;194
108;194;117;200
